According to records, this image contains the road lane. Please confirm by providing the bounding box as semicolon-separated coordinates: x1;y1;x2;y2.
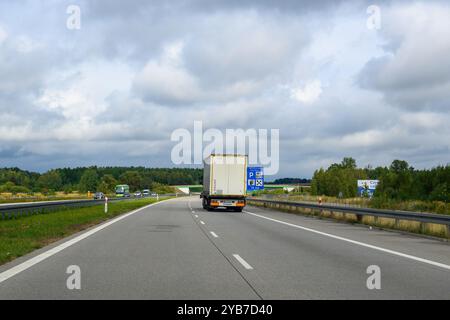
189;198;450;299
0;197;259;300
1;196;449;299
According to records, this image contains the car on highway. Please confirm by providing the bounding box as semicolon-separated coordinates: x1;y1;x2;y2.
93;192;105;200
142;189;150;197
134;191;142;198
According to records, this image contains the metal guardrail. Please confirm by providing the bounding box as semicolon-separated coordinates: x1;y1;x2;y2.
0;194;182;220
247;198;450;227
0;198;124;220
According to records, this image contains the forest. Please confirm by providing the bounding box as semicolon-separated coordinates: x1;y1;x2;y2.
1;158;448;203
0;167;203;194
311;157;449;202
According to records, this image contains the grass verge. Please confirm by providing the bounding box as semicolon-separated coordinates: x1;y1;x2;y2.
265;194;450;215
0;197;169;266
0;192;92;204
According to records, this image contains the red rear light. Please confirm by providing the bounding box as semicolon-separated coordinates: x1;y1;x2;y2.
236;200;245;207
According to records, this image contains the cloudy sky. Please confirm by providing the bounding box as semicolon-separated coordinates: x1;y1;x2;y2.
0;0;449;178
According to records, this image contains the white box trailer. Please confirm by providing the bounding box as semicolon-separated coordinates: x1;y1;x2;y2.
201;154;247;211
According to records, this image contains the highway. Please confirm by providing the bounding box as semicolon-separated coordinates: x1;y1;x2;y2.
0;196;449;299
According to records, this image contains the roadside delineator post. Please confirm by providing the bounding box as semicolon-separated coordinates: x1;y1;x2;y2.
105;196;108;214
318;197;323;216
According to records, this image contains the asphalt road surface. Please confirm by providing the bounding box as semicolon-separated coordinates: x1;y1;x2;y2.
0;196;449;299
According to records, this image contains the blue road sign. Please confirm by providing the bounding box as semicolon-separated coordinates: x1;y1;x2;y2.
247;167;264;191
357;180;379;197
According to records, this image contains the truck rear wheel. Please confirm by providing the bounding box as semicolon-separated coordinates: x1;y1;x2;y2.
203;198;214;211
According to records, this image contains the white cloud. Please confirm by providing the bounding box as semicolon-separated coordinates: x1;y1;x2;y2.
399;112;446;132
0;26;7;44
14;35;42;53
133;42;201;105
290;80;323;104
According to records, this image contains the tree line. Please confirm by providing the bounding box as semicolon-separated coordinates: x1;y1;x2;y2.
0;167;203;194
311;157;449;202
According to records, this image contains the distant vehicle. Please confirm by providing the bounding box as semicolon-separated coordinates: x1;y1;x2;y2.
151;192;157;197
134;191;142;197
142;189;150;197
93;192;105;200
201;154;247;212
115;184;130;198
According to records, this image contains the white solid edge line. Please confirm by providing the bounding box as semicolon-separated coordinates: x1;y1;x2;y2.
244;210;450;271
0;199;173;284
233;254;253;270
210;231;219;238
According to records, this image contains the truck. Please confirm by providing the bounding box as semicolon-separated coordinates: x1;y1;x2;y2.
201;154;247;212
115;184;130;197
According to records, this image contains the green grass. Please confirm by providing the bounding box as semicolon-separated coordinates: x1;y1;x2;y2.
0;197;88;204
265;193;450;216
0;197;169;266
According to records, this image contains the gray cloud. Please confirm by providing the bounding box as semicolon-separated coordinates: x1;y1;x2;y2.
0;145;32;159
0;1;449;177
130;11;308;107
358;1;450;112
